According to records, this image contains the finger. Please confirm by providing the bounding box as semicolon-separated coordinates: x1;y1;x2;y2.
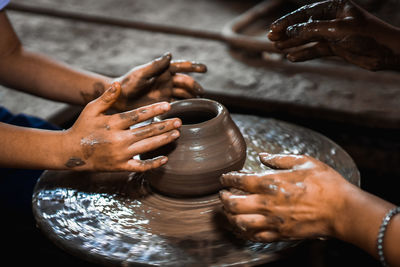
259;153;310;170
275;19;345;50
220;171;292;194
269;1;341;41
172;88;196;99
225;213;283;232
86;82;121;115
126;156;168;172
172;73;204;96
331;44;383;71
114;101;170;129
154;69;172;84
286;42;333;62
129;130;180;155
252;231;281;243
130;118;182;143
170;61;207;73
141;52;172;79
289;19;347;39
220;191;271;214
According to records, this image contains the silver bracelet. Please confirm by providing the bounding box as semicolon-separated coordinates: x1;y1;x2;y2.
377;206;400;267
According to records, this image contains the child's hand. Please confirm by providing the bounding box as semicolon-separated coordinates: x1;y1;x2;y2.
64;82;181;172
112;53;207;111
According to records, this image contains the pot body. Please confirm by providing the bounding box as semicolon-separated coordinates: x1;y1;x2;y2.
141;98;247;197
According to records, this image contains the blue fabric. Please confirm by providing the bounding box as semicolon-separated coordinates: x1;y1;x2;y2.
0;106;60;218
0;0;9;10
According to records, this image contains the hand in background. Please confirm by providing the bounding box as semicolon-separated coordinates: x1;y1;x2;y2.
268;0;400;71
220;153;352;242
64;82;181;172
111;53;207;111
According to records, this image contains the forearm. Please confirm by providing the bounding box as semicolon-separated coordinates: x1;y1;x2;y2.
0;122;71;169
0;45;113;105
335;182;399;266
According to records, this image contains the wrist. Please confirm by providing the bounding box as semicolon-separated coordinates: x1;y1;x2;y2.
330;179;395;257
58;128;88;170
0;123;73;170
331;181;361;240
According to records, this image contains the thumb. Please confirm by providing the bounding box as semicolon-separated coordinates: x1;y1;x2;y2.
89;82;121;114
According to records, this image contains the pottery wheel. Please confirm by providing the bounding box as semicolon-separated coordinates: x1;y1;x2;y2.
33;114;360;266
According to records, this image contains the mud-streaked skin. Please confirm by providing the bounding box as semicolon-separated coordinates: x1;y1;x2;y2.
268;0;400;71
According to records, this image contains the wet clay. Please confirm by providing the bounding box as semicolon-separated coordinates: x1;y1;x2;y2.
80;82;105;103
33;114;359;266
64;157;85;168
141;99;247;197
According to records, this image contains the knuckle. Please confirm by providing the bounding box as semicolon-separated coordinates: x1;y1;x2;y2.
111;134;124;144
156;121;169;132
228;175;244;188
132;162;146;172
85;101;97;111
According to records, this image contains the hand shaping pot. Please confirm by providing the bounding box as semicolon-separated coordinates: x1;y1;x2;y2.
141;98;247;197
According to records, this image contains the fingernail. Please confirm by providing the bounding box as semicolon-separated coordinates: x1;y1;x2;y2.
163;52;172;60
161;102;170;111
109;84;117;93
173;119;182;128
172;130;180;138
161;157;168;164
286;54;296;62
194;63;206;71
219;175;226;184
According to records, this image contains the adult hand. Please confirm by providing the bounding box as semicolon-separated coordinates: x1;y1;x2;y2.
112;53;207;111
268;0;400;71
220;152;352;242
63;82;181;172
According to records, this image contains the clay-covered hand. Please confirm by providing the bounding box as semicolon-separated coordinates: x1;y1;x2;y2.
112;53;207;111
267;0;400;71
63;82;181;172
220;152;351;242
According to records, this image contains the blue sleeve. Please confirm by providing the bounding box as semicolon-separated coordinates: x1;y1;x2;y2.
0;0;10;10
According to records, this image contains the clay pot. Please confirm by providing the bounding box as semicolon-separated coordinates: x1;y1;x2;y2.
141;98;247;197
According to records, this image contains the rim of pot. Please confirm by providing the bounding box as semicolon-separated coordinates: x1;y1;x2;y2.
154;98;225;128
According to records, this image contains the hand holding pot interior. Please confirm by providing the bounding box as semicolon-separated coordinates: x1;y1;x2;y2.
63;82;181;172
220;152;352;242
112;53;207;111
267;0;400;71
